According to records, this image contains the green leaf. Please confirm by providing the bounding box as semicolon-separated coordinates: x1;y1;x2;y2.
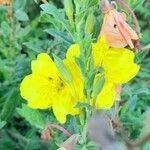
17;104;45;129
23;39;43;53
0;120;6;129
40;3;70;31
39;13;54;23
13;0;27;10
45;29;73;45
0;89;20;121
75;57;87;77
0;21;10;37
15;9;29;21
84;71;95;98
93;75;105;98
53;54;72;84
123;95;138;113
15;25;31;38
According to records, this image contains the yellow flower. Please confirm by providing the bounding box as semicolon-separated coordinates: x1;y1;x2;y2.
66;44;80;60
92;37;109;67
20;53;82;124
64;59;84;101
65;46;84;101
95;81;116;109
66;37;140;109
93;37;140;108
93;37;140;84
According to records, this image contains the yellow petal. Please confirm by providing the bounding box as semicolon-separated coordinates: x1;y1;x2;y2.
103;48;140;84
92;36;109;67
66;44;80;60
20;74;54;109
31;53;58;78
63;59;84;101
95;81;116;109
52;88;79;124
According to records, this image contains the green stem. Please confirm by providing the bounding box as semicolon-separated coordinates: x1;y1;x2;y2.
79;107;92;146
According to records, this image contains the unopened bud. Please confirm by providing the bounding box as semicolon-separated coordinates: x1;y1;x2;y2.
85;12;94;33
64;0;74;25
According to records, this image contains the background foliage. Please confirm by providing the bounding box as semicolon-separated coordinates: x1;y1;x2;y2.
0;0;149;149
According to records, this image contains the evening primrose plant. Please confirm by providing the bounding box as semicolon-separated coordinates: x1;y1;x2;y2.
18;0;141;149
20;37;139;121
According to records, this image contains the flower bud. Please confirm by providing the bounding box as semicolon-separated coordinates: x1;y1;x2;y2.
85;11;94;34
64;0;74;25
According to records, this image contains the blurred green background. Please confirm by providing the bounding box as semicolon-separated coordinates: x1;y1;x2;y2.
0;0;149;149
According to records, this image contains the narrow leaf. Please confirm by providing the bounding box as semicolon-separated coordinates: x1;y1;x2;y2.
17;104;45;129
0;89;19;121
45;29;73;45
40;3;70;31
15;9;29;21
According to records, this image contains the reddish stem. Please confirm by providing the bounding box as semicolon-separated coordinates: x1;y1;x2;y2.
116;0;140;36
47;123;72;137
127;134;150;148
116;0;141;51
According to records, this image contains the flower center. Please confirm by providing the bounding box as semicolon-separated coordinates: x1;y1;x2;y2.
48;76;65;93
57;77;65;92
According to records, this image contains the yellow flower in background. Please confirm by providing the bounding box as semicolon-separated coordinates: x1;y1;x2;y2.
20;53;83;124
66;37;140;109
93;37;140;84
93;37;140;108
